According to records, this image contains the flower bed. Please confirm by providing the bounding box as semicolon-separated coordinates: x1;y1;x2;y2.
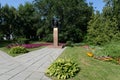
22;43;51;48
7;43;52;48
85;44;120;65
94;56;113;61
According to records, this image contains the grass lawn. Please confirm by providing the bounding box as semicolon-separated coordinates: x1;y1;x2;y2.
50;47;120;80
0;41;46;57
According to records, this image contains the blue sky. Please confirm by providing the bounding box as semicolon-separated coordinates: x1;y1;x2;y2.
0;0;33;8
86;0;105;12
0;0;105;12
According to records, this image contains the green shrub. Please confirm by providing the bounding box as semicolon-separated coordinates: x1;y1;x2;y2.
43;34;53;42
65;41;74;47
95;42;120;57
46;59;80;79
17;37;29;44
73;43;86;47
9;46;28;54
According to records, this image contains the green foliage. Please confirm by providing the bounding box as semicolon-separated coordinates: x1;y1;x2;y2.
46;59;80;79
43;34;53;42
9;46;28;54
65;41;74;47
95;41;120;57
16;37;29;44
50;47;120;80
0;0;93;42
73;43;86;47
17;3;37;39
103;0;120;27
0;4;17;40
0;3;38;40
87;12;120;45
34;0;93;42
87;0;120;45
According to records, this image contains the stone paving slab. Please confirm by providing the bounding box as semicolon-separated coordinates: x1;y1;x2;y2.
0;51;14;64
0;47;65;80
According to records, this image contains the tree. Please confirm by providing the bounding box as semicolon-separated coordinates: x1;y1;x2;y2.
103;0;120;29
34;0;93;42
0;0;93;42
0;3;3;39
87;11;120;45
0;4;17;40
113;0;120;29
17;2;38;39
0;3;1;24
86;0;120;45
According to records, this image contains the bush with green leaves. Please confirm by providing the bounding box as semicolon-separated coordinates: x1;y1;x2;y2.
16;37;29;44
43;34;53;42
73;43;86;47
65;41;74;47
95;42;120;57
9;46;28;54
46;59;80;79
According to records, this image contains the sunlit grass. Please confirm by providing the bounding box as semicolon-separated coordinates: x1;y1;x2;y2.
50;47;120;80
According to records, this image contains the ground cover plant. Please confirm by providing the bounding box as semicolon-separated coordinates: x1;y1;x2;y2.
47;47;120;80
94;42;120;57
88;41;120;64
46;59;80;79
9;46;28;56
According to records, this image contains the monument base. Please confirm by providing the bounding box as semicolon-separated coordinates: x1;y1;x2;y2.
47;43;65;49
47;45;63;48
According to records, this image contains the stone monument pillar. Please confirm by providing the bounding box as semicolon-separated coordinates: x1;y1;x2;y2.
53;27;58;47
52;16;60;48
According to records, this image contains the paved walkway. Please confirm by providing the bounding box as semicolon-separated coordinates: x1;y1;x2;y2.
0;47;65;80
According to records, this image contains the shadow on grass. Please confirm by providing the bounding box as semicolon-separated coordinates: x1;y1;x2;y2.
0;40;13;47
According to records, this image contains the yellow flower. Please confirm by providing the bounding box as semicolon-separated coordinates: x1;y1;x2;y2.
87;52;94;57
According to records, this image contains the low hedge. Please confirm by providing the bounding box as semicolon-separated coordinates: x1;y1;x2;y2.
9;46;28;54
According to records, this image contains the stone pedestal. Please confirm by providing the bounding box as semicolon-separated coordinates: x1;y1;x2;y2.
53;27;58;47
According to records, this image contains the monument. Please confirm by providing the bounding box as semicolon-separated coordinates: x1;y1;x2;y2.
52;17;59;47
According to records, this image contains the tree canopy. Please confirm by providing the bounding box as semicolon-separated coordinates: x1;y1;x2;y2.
0;0;120;45
34;0;93;42
87;0;120;45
